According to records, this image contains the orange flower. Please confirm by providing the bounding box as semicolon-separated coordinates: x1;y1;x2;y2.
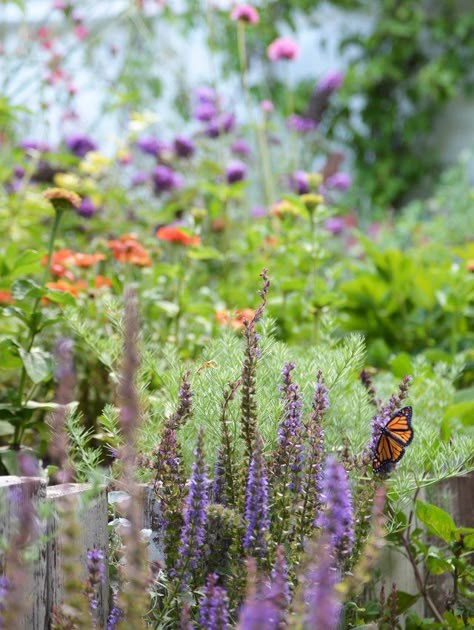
156;225;201;246
45;279;87;297
0;289;14;304
107;233;151;266
467;259;474;272
43;249;106;278
265;235;279;246
215;308;255;329
94;275;113;288
43;187;81;208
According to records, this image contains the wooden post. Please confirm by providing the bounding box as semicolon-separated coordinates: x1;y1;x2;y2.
140;484;165;566
45;483;109;629
0;476;47;630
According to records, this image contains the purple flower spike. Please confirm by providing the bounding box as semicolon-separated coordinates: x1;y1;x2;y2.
243;433;269;557
152;164;183;192
226;160;247;184
287;114;317;133
174;135;195;158
305;538;342;630
316;457;354;557
199;573;230;629
318;70;344;92
290;170;310;195
270;546;291;618
65;133;97;157
177;429;209;584
326;172;352;191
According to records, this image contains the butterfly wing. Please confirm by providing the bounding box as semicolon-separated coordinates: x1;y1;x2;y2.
373;407;414;473
385;406;414;446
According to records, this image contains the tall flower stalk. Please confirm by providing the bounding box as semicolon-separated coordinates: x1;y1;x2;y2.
243;432;269;559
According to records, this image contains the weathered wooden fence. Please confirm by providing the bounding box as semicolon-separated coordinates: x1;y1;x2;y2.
1;473;473;629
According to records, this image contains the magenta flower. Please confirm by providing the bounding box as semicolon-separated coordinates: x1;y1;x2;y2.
195;85;217;104
194;101;218;122
325;216;346;235
318;70;344;92
290;170;310;195
287;114;317;133
261;100;274;113
231;138;251;157
267;37;299;61
230;4;259;24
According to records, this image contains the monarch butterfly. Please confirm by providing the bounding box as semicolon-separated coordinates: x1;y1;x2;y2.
373;406;414;473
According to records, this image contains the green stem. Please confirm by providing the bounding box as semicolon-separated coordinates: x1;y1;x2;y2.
13;209;63;448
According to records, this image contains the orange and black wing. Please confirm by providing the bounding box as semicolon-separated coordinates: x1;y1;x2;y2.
385;406;414;446
373;432;405;472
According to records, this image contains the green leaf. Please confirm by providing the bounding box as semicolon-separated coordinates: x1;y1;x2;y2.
18;347;52;384
416;500;456;543
453;387;474;404
390;352;414;378
395;591;421;614
187;246;223;260
443;401;474;426
44;289;77;305
11;278;45;300
463;534;474;549
0;421;14;437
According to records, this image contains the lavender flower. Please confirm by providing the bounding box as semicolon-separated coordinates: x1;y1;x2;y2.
243;433;269;557
275;380;305;495
86;548;105;612
65;133;97;157
199;573;230;629
77;196;98;218
152;164;184;192
107;596;122;630
287;114;317;133
304;538;342;630
174;135;195;158
169;370;193;430
290;170;310;195
316;457;354;557
226;160;247;184
231;138;251;157
270;546;291;619
177;429;209;584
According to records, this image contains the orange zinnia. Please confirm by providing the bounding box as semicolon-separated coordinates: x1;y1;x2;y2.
45;279;87;297
107;233;151;266
215;308;255;329
156;225;201;246
0;289;14;304
94;275;113;288
44;249;106;277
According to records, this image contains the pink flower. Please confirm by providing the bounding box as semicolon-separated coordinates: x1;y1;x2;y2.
230;4;259;24
318;70;344;92
261;100;274;113
267;37;299;61
74;24;89;40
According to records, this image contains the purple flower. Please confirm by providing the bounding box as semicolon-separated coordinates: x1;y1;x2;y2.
205;113;236;138
86;548;106;611
174;135;195;158
305;538;342;629
65;133;97;157
325;216;346;235
243;433;269;557
177;429;209;583
287;114;317;133
275;379;305;495
131;170;149;186
325;172;352;191
152;164;184;192
250;205;266;218
194;101;218;122
237;569;281;630
19;138;50;152
199;574;230;629
136;136;164;156
270;546;290;619
231;138;251;157
195;85;217;104
226;160;247;184
290;170;310;195
316;457;354;557
318;70;344;92
77;196;98;218
107;597;122;630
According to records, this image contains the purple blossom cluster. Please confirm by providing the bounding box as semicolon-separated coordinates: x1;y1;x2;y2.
304;538;342;629
316;456;354;557
243;433;269;557
199;573;230;629
177;429;209;582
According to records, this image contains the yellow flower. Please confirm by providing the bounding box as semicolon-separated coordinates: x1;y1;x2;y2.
54;173;81;190
307;172;323;188
300;193;325;211
270;199;301;217
79;151;111;175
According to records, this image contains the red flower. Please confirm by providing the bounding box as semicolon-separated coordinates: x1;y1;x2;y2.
156;225;201;246
107;233;151;266
0;290;14;304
